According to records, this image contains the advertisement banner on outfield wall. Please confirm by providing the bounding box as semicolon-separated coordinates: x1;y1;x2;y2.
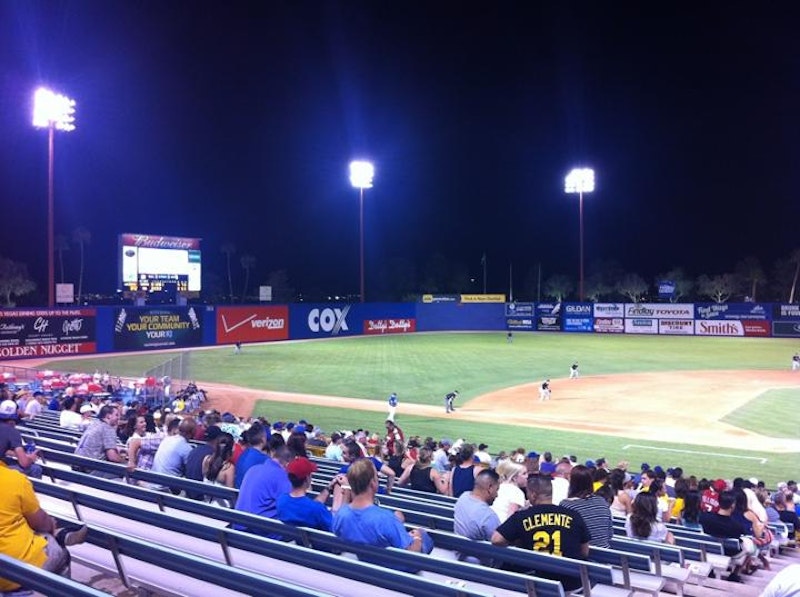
625;318;658;334
775;304;800;320
290;303;416;339
0;308;97;359
773;321;800;338
420;294;458;304
505;302;534;317
658;319;695;335
695;303;771;321
364;318;416;335
113;307;202;350
695;320;771;337
536;303;562;331
506;317;534;330
594;317;624;333
624;303;694;319
216;306;289;344
594;303;624;318
563;317;593;332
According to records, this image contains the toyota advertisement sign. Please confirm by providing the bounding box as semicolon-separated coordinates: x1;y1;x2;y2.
216;306;289;344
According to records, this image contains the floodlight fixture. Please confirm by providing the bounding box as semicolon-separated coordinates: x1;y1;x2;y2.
349;160;374;190
564;167;595;194
349;160;375;303
33;87;76;132
33;86;77;307
564;167;595;302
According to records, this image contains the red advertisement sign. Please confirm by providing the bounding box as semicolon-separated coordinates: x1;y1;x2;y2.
363;318;417;335
216;306;289;344
742;320;771;337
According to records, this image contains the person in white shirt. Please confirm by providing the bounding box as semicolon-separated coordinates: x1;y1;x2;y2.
551;460;572;505
59;397;82;430
475;443;492;465
491;460;528;523
324;432;344;462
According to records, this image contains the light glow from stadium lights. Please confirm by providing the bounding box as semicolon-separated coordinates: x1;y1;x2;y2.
564;167;595;302
33;87;76;131
33;87;77;308
564;167;595;194
349;160;374;189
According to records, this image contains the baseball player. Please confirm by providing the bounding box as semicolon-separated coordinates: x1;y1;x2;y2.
387;392;398;421
792;353;800;371
445;390;459;413
569;362;579;379
539;379;551;401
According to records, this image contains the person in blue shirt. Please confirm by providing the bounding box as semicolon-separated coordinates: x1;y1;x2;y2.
234;422;270;488
276;457;340;531
234;444;292;536
333;458;432;571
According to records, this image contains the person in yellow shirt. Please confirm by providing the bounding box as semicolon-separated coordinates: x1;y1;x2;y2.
0;466;86;592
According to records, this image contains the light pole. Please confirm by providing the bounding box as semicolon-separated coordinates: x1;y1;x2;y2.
564;167;595;302
33;87;76;308
349;160;374;303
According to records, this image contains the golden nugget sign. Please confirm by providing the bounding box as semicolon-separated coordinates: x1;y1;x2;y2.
460;294;506;303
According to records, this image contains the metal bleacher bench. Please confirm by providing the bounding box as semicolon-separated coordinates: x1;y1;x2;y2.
34;474;531;596
0;553;110;597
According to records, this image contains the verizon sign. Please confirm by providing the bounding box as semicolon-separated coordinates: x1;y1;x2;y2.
364;319;416;335
216;306;289;344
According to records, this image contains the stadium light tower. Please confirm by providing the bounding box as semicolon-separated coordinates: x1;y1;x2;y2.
564;167;595;302
349;160;374;303
33;87;76;307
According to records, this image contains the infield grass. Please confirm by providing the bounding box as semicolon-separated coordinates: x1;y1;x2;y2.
42;332;800;483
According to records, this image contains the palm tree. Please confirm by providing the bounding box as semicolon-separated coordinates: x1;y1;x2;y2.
240;254;256;300
54;234;70;284
221;243;236;301
72;226;91;303
735;256;765;301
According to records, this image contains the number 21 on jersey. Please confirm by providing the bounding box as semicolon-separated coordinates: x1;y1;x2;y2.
533;530;562;556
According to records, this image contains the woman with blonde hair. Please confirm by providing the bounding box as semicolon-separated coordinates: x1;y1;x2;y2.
491;459;528;523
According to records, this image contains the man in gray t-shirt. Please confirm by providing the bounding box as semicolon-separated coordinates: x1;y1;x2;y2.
454;469;500;563
75;405;125;478
152;417;196;491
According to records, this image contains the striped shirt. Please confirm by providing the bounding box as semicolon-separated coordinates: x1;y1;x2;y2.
559;494;612;547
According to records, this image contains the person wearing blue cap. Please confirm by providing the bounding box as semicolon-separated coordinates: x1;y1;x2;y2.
387;392;398;421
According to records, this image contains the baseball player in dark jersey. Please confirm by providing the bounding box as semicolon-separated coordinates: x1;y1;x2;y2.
445;390;459;413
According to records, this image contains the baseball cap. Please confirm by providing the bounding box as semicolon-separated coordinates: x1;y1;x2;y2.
80;404;95;414
294;424;306;434
713;479;727;492
0;399;18;420
585;460;597;469
286;457;317;479
527;451;539;459
641;463;650;471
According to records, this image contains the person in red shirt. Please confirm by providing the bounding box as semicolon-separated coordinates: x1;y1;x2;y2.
384;420;404;457
701;478;726;513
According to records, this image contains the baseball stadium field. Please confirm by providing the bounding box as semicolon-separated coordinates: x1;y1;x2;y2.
35;332;800;485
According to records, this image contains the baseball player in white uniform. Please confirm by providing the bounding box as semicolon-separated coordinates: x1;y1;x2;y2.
569;362;579;379
539;379;551;401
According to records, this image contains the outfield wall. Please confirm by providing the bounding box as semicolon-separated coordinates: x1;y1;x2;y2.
0;301;798;359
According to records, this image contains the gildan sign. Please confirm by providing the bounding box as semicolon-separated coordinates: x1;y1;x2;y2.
364;319;416;335
216;306;289;344
0;309;97;358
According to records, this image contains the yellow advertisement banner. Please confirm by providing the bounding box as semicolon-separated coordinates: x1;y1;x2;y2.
460;294;506;303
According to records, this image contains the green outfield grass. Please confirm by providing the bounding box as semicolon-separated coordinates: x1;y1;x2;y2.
42;332;800;483
251;399;796;486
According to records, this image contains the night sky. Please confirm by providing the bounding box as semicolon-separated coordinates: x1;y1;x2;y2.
1;2;798;302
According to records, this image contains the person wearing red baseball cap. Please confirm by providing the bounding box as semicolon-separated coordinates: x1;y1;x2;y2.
275;457;342;531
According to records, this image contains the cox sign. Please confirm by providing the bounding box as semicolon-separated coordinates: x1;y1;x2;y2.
308;306;351;334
